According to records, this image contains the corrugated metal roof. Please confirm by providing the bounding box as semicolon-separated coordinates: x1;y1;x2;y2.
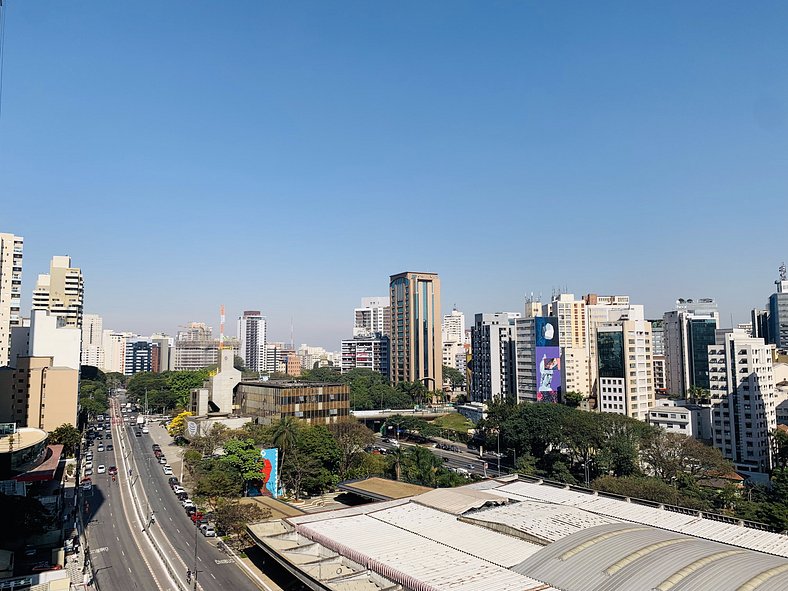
411;487;507;515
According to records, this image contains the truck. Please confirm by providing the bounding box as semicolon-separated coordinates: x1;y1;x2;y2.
136;415;145;427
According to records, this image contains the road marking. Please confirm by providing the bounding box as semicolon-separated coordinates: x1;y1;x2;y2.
211;572;217;578
94;547;109;554
176;528;180;533
215;559;234;565
198;556;203;562
117;536;120;542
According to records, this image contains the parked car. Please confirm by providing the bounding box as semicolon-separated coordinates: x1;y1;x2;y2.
202;526;216;537
97;445;104;452
168;477;179;488
163;465;172;475
84;461;93;470
97;465;106;474
84;468;93;476
106;444;113;451
159;456;167;464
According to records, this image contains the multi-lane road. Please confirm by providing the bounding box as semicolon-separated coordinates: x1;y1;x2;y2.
81;396;273;591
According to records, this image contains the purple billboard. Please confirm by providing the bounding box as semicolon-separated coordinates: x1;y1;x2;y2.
536;346;561;403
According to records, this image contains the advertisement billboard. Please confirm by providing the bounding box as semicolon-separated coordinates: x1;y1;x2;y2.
535;317;560;347
536;346;561;403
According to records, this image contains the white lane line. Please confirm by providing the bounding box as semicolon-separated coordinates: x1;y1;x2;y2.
211;573;216;580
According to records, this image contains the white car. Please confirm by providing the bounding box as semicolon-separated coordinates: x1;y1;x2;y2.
97;445;104;452
163;465;172;475
173;486;185;495
97;465;106;474
181;498;194;507
84;461;93;470
202;526;216;537
142;426;149;434
159;457;167;464
84;468;93;476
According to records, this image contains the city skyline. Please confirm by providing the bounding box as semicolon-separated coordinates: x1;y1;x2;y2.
3;2;788;347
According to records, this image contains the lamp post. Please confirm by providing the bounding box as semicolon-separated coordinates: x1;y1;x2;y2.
497;430;501;475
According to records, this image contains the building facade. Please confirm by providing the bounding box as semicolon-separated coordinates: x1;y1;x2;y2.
236;381;350;425
341;335;390;375
470;313;518;402
389;272;442;390
708;329;776;480
238;310;267;373
174;322;219;370
0;233;23;368
768;266;788;350
124;338;153;376
354;297;391;337
664;299;719;397
32;255;84;329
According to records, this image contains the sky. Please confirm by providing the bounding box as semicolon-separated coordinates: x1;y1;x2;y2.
1;1;787;349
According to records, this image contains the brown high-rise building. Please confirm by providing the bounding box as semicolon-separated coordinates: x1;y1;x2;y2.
389;272;442;391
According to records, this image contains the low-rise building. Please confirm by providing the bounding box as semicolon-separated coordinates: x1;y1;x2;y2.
236;381;350;425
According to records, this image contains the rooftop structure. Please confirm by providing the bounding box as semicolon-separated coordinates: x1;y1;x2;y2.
249;477;788;591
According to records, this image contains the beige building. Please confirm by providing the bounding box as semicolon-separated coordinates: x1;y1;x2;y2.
0;233;23;367
236;381;350;425
389;272;442;390
0;356;79;431
545;294;590;398
32;255;84;329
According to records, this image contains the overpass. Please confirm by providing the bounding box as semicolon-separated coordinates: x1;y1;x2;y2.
351;407;456;431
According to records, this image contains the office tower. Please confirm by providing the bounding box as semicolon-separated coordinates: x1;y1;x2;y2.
596;313;655;420
341;335;390;375
354;297;390;337
664;298;720;397
0;309;80;431
389;272;442;390
768;264;788;350
649;319;666;395
151;333;173;373
101;330;127;373
265;342;286;374
584;294;640;403
0;233;23;367
514;313;562;403
441;308;466;371
238;310;267;373
32;255;84;329
752;308;769;341
81;313;104;367
708;329;776;479
174;322;217;371
124;337;153;375
470;313;518;402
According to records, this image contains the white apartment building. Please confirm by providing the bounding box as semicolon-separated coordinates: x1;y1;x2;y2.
32;255;84;329
442;309;467;370
0;233;23;367
238;311;267;373
647;399;695;437
9;309;81;370
81;313;104;367
341;335;389;375
101;330;129;373
708;329;776;480
353;296;390;337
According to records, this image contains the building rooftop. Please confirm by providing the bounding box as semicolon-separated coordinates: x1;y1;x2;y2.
249;477;788;591
0;427;47;453
239;380;347;388
337;477;432;501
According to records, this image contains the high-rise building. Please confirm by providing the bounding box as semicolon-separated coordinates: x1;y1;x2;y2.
124;337;153;376
514;314;563;403
341;335;390;375
81;313;104;367
649;319;666;394
265;342;285;374
751;308;770;341
664;298;719;397
0;233;23;367
174;322;218;371
151;333;173;373
441;308;467;371
596;313;655;421
238;310;267;373
708;329;776;480
389;272;442;390
354;297;390;337
470;313;518;402
545;294;590;398
101;330;128;373
32;256;84;329
768;264;788;350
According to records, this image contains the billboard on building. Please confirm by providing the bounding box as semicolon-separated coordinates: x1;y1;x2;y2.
536;346;561;403
535;317;559;347
249;448;279;498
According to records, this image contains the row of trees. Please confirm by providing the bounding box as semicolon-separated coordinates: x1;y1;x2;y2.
126;370;211;411
475;400;788;531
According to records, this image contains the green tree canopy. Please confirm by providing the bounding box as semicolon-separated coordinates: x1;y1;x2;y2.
48;423;81;457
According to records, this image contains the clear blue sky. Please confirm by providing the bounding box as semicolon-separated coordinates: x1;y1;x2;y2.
2;1;787;348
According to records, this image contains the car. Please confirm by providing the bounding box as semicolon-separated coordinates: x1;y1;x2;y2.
135;431;141;437
168;477;179;487
84;461;93;470
185;505;197;516
97;445;104;452
106;444;113;451
85;453;93;461
97;465;106;474
163;466;172;475
159;456;167;464
108;466;118;476
181;498;194;507
23;545;37;557
142;427;149;434
84;468;93;476
152;444;161;452
81;479;92;490
191;511;204;523
202;526;216;537
32;561;61;572
106;433;112;439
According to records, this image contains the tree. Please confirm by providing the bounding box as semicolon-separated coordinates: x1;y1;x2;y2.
592;475;709;510
281;446;320;500
397;381;428;406
327;418;376;479
402;445;442;487
300;367;341;383
48;424;82;457
771;429;788;471
80;396;108;417
167;411;193;438
442;365;465;390
563;391;584;408
166;370;211;408
193;463;243;508
221;438;264;484
641;431;732;484
271;416;301;480
212;498;270;549
295;425;341;496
